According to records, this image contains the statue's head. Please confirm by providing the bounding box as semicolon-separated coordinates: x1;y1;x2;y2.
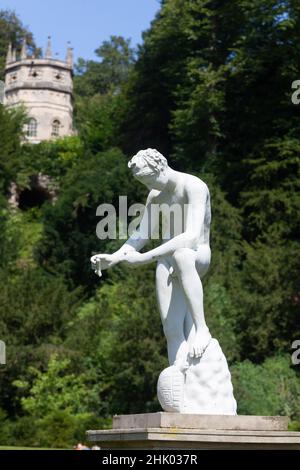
128;148;168;187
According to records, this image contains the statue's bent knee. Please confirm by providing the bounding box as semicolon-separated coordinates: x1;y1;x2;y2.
172;248;194;267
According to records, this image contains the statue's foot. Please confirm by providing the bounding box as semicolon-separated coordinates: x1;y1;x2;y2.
174;358;190;372
188;327;211;359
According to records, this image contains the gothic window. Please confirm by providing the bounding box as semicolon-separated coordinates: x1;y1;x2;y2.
26;118;37;137
52;119;60;137
29;69;41;79
54;71;64;81
9;73;17;83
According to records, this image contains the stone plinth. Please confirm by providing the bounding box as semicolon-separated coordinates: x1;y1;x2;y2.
87;413;300;450
113;412;288;431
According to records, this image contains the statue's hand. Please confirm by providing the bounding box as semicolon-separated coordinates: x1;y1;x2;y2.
90;253;119;276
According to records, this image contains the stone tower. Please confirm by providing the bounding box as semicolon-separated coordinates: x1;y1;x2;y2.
3;37;74;143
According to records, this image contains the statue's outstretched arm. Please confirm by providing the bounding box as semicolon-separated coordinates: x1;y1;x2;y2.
91;190;159;274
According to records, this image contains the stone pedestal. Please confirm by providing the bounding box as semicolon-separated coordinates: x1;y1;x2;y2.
87;413;300;450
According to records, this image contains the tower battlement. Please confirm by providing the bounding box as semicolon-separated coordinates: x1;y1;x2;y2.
3;37;74;143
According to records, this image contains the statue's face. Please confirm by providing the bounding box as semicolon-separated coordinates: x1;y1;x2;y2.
128;154;157;186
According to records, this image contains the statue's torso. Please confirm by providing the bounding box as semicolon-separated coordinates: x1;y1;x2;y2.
151;173;211;245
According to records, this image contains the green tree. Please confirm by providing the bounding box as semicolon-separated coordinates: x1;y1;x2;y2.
75;93;126;153
0;104;24;193
120;0;192;157
18;136;84;182
235;240;300;360
232;356;300;420
13;355;102;448
0;267;81;415
218;0;300;201
14;355;95;416
74;36;135;97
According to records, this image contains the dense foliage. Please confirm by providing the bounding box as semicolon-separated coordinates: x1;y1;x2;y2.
0;1;299;447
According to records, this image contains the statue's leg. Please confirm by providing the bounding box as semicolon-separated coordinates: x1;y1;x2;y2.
172;245;211;358
183;309;195;351
156;258;189;367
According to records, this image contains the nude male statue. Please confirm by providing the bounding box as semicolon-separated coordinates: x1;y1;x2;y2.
91;148;212;369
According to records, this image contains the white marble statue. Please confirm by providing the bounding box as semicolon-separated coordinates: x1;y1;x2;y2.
91;149;237;414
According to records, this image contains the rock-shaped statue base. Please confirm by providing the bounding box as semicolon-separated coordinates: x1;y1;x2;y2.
157;339;237;414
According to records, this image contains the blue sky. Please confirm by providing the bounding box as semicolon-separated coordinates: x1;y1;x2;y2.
1;0;160;61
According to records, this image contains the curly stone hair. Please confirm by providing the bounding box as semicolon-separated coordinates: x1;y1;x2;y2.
130;148;168;173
